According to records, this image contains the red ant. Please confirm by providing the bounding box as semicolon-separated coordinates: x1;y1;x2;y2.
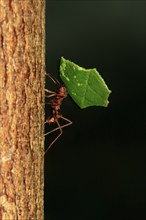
45;74;72;153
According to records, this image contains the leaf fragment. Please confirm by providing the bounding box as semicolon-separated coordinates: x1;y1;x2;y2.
60;57;111;109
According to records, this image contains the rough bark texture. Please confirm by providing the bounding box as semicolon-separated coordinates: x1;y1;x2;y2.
0;0;45;219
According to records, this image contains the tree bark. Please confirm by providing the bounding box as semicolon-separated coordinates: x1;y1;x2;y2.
0;0;45;219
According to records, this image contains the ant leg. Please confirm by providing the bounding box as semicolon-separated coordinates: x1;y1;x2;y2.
45;94;56;98
45;88;55;94
60;116;73;126
45;89;56;94
44;118;72;154
45;120;63;154
44;117;72;135
44;124;61;135
45;89;56;98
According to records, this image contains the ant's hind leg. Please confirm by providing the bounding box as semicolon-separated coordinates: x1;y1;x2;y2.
44;118;72;154
44;117;72;136
60;116;72;127
45;120;63;154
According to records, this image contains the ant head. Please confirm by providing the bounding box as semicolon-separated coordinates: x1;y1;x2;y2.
58;85;67;96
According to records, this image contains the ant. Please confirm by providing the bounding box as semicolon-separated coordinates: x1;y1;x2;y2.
45;74;72;153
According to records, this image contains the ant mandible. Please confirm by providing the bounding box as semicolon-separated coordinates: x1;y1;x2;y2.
45;74;72;153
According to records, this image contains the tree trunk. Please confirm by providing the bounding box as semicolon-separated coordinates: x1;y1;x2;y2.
0;0;45;219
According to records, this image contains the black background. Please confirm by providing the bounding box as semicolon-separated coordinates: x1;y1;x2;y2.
45;1;146;220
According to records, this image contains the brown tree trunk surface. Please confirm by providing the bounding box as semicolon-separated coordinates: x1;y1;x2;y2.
0;0;45;219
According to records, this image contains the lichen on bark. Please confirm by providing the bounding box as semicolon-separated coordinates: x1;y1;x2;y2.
0;0;45;219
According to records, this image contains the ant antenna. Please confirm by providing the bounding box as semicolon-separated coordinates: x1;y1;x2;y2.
45;73;60;85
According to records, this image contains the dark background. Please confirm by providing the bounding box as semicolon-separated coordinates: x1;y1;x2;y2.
45;1;146;220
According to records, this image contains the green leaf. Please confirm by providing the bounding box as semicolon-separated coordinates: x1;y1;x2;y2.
60;57;111;109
